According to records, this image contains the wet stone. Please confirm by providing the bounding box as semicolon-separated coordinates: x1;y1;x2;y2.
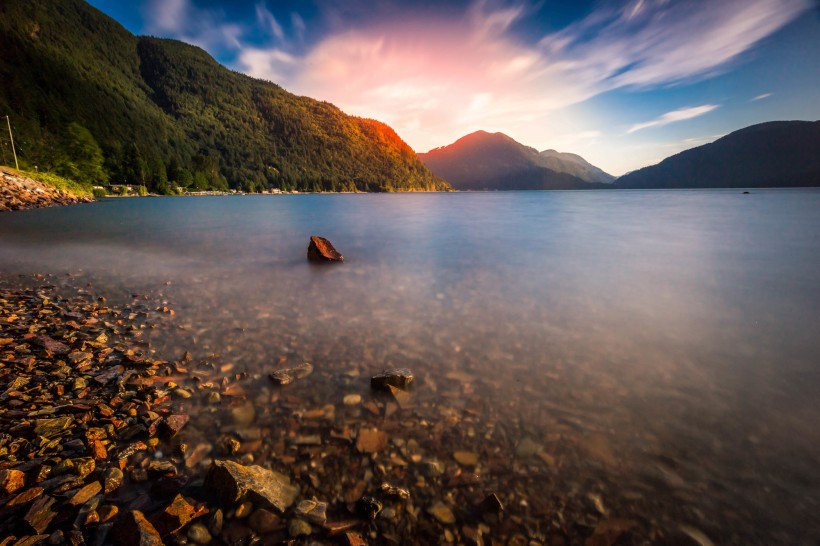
295;499;328;525
98;505;118;523
269;362;313;385
208;509;223;536
234;500;253;519
187;522;213;544
515;437;542;458
163;414;189;437
151;494;208;537
0;469;26;495
102;467;123;494
357;496;383;520
343;394;362;406
33;417;73;439
307;235;344;262
37;336;70;355
427;501;456;525
356;428;389;454
24;495;57;534
289;518;313;537
248;508;280;535
371;368;414;391
230;401;256;427
344;532;368;546
8;487;44;507
68;481;101;506
74;458;95;479
453;451;479;467
205;460;298;513
380;483;410;499
478;493;504;514
217;435;241;456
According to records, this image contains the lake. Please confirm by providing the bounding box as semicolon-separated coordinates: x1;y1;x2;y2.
2;190;819;544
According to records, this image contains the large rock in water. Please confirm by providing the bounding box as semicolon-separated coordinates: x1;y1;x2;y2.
205;460;298;513
307;236;344;262
371;369;414;391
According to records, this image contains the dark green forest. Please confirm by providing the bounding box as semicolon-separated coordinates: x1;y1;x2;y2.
0;0;450;193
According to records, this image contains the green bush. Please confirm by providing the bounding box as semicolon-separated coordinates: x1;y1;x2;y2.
16;168;92;197
92;188;107;198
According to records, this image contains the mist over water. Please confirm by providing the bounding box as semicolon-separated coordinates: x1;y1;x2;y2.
2;190;820;542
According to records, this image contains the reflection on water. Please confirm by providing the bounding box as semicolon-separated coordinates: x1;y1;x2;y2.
2;191;820;543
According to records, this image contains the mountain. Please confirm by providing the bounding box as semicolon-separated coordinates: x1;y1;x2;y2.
0;0;450;193
538;150;615;184
418;131;613;190
616;121;820;189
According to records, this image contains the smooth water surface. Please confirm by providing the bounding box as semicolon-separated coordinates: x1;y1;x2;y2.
2;191;819;543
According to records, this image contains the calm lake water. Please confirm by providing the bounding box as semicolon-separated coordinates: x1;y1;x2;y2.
2;191;820;544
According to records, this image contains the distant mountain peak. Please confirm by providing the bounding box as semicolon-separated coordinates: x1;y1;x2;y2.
419;131;614;190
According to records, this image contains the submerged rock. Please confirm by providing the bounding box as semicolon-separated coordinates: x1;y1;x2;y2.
356;496;383;520
371;368;414;391
294;499;328;525
427;501;456;525
205;460;298;513
355;428;388;454
269;362;313;385
307;235;344;262
289;518;313;537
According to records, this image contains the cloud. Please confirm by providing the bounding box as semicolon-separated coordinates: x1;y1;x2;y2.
255;3;285;42
143;0;242;51
144;0;187;33
751;92;773;101
543;0;809;89
627;104;720;134
142;0;275;54
235;0;809;152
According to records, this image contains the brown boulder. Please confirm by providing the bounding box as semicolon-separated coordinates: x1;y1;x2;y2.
307;236;344;262
205;460;298;513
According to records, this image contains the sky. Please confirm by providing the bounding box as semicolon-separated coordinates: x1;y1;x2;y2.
87;0;820;175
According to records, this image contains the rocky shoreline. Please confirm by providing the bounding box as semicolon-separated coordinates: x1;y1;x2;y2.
0;168;93;212
3;276;750;546
0;281;556;546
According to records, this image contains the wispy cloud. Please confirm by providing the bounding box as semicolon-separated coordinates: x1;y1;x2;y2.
137;0;810;156
255;3;284;43
543;0;808;89
142;0;281;54
751;92;774;101
236;0;809;151
627;104;720;134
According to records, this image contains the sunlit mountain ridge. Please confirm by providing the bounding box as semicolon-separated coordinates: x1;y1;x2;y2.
419;131;614;191
0;0;449;192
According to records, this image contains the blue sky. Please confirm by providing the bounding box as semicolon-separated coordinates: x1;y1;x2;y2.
87;0;820;175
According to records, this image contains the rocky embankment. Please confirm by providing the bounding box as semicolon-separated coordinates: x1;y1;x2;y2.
0;168;93;212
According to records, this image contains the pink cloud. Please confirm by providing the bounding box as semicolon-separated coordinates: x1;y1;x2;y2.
238;0;809;154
